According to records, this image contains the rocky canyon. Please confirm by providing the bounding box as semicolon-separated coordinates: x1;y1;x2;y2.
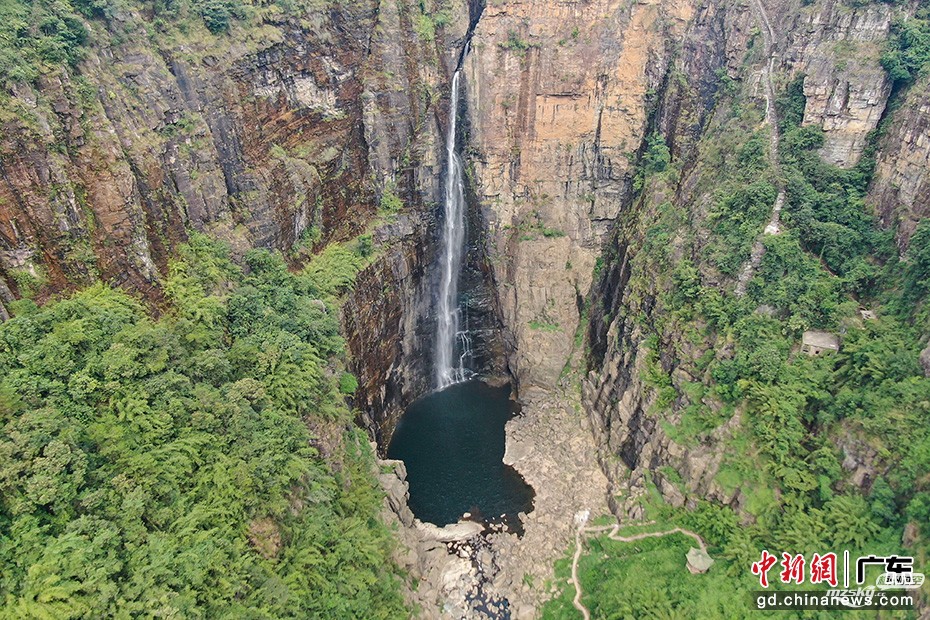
1;0;930;618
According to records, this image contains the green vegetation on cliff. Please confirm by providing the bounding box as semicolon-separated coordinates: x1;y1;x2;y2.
554;50;930;619
882;4;930;88
0;233;407;618
0;0;297;86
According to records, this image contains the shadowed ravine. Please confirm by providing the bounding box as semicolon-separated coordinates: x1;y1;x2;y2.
393;44;534;531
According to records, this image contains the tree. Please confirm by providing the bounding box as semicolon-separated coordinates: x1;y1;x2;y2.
0;233;407;617
905;219;930;298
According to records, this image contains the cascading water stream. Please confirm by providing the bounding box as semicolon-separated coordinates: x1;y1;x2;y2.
388;34;534;595
435;70;472;389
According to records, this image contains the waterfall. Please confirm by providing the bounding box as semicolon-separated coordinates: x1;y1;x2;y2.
435;70;471;389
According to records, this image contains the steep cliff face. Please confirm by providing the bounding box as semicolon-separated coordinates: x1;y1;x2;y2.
788;1;893;168
869;74;930;249
3;0;920;443
0;0;485;437
462;0;701;388
343;214;435;448
0;5;377;300
575;0;923;513
343;0;470;441
777;0;930;249
454;0;914;396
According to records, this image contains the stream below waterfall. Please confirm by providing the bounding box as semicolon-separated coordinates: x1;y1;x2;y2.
387;380;534;528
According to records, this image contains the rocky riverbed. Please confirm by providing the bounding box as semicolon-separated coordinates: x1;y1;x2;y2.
377;385;609;619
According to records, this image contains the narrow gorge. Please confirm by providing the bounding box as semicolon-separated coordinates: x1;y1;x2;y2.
1;0;929;618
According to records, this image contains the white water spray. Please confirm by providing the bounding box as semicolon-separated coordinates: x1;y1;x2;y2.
435;70;471;389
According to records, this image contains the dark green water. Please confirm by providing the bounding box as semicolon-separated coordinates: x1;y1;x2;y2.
387;380;534;527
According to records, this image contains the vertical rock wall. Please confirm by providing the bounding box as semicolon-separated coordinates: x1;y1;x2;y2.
455;0;914;396
869;75;930;249
0;0;507;442
574;0;924;511
2;0;929;502
463;0;700;389
788;1;893;168
0;5;381;301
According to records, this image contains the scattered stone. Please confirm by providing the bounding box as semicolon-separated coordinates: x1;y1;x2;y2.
375;384;609;617
417;520;483;542
755;304;777;316
477;549;493;571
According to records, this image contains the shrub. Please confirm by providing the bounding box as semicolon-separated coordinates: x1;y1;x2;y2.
302;243;363;297
642;133;671;174
339;371;359;395
414;13;435;42
379;183;404;215
881;14;930;87
502;30;530;52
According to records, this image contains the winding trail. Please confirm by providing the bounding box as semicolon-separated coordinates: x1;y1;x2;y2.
735;0;786;297
570;516;708;619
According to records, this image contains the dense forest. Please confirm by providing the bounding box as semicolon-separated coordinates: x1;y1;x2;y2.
0;234;408;617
